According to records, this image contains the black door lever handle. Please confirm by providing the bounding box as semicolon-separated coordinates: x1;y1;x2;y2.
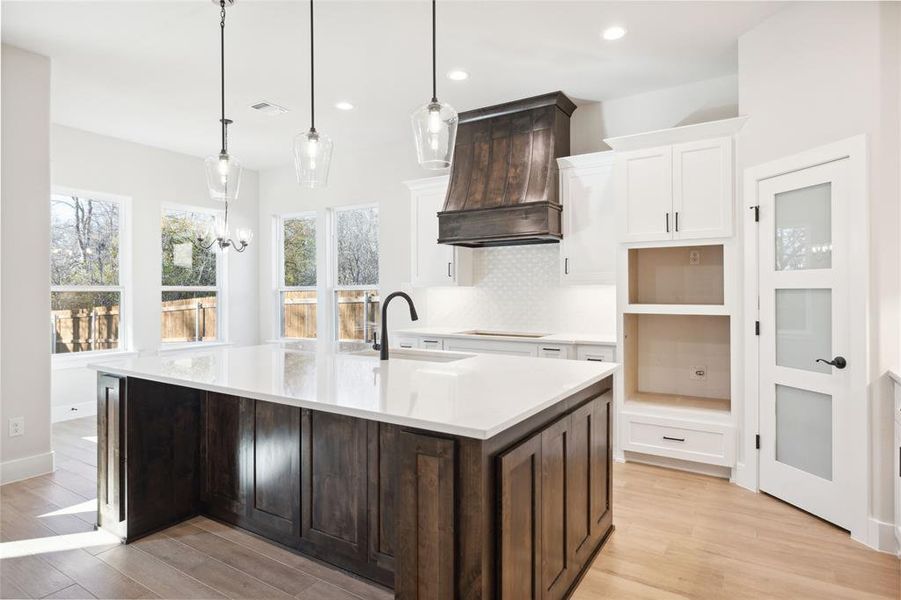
816;356;847;369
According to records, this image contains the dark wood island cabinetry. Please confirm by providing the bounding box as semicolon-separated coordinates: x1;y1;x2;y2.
96;361;613;599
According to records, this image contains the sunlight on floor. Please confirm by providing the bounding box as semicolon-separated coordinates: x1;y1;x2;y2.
0;529;120;559
37;499;96;518
81;435;97;444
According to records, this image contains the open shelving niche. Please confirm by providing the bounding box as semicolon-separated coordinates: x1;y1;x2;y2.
615;241;740;469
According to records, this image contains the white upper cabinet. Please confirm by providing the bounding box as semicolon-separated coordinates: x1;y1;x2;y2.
672;137;732;240
558;152;617;284
615;147;673;243
407;176;472;287
606;116;747;244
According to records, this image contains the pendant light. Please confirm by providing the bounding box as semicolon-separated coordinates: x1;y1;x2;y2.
411;0;458;170
293;0;333;187
204;0;244;203
197;0;251;253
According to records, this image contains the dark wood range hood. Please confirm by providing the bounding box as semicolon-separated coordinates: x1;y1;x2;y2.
438;91;577;247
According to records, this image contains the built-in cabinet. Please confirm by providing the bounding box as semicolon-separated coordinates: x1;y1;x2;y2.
557;152;617;284
609;117;746;470
407;176;473;287
396;333;616;362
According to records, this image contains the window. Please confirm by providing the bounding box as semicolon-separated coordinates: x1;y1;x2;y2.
161;207;222;343
278;214;318;339
50;193;127;354
333;206;379;342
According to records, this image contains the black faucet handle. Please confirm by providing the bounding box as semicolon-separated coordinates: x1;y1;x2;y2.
370;330;381;351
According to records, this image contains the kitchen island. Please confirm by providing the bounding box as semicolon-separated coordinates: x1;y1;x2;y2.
89;344;617;599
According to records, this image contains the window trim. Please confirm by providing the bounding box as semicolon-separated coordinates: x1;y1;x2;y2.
276;211;319;341
330;203;380;343
50;187;133;361
160;202;227;346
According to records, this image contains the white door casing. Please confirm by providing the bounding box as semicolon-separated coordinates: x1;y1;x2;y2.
755;149;867;539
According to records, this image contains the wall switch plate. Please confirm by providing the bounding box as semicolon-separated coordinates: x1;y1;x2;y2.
689;250;700;265
690;366;707;381
9;417;24;437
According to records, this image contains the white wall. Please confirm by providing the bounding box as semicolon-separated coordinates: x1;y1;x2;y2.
1;45;54;483
571;74;739;155
738;1;901;542
50;125;261;413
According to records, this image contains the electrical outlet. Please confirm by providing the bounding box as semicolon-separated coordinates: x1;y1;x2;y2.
689;366;707;381
8;417;24;438
689;250;700;265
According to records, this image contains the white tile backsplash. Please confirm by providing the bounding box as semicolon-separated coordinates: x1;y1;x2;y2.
425;245;616;335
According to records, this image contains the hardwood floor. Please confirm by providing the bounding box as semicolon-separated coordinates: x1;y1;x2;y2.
1;417;898;599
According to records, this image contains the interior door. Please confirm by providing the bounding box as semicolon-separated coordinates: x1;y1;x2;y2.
758;158;853;528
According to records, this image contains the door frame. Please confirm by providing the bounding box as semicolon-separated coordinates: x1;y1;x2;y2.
738;135;870;546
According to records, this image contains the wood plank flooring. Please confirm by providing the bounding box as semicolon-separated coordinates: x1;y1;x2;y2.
1;417;898;599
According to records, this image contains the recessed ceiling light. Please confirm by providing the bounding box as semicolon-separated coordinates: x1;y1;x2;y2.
335;101;354;111
602;26;627;41
446;69;469;81
250;101;289;115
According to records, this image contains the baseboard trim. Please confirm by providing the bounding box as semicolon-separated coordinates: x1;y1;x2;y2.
864;517;899;555
0;451;55;485
623;450;732;479
52;401;96;423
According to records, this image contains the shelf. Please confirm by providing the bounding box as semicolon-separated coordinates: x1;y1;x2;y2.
623;391;731;424
623;304;729;316
628;245;724;305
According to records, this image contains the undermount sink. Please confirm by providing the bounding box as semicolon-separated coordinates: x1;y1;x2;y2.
455;329;549;339
350;348;475;363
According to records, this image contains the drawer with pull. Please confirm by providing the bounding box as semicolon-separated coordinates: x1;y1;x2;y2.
621;413;735;467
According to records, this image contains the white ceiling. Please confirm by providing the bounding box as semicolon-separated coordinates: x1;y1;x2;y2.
1;1;784;170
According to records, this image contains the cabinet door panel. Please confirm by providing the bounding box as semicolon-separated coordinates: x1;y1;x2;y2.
203;393;252;518
498;433;542;600
301;410;368;560
97;375;125;535
410;178;471;286
673;137;732;240
617;146;673;242
541;417;571;600
396;432;456;600
368;422;399;573
560;156;616;284
249;401;300;539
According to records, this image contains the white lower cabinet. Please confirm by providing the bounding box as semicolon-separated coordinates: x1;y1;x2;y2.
620;412;735;467
537;344;569;359
394;336;418;349
419;338;444;351
576;345;615;362
443;339;538;357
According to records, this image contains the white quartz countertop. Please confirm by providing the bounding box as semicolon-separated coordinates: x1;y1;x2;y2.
88;345;618;440
394;327;617;346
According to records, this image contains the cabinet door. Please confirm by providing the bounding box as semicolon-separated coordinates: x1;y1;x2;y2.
443;338;537;357
301;410;368;562
568;393;612;569
202;393;252;520
540;417;572;600
248;401;301;543
498;432;542;600
368;422;399;576
617;146;673;242
411;180;472;287
559;156;616;284
537;345;568;359
672;137;732;240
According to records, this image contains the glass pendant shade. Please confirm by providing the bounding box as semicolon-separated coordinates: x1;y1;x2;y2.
411;100;458;170
204;152;243;202
293;129;333;188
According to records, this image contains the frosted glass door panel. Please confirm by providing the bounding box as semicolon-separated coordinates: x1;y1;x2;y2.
775;182;832;271
775;384;833;481
775;289;832;374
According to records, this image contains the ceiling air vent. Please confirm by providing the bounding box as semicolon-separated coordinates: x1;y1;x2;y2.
250;101;289;116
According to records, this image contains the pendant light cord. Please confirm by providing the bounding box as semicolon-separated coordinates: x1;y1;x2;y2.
431;0;437;103
310;0;316;131
219;0;227;154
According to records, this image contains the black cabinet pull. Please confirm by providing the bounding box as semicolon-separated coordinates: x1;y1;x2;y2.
542;347;560;352
564;257;569;275
675;211;679;232
662;435;685;442
586;357;605;362
665;213;670;233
